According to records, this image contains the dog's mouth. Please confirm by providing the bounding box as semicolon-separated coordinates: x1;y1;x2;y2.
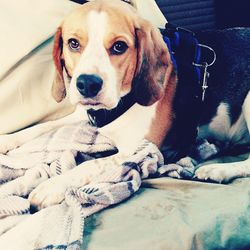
80;100;102;106
80;100;104;110
80;100;118;111
78;91;121;111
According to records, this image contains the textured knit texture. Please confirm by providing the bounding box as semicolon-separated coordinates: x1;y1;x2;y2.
0;121;163;249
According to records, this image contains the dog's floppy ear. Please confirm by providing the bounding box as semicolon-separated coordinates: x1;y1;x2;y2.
52;27;66;102
133;20;174;106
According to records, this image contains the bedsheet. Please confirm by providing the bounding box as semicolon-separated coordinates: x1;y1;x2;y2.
83;176;250;250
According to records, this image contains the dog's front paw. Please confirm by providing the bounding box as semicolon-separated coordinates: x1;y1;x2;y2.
159;157;196;179
0;135;20;154
194;163;238;183
28;176;68;210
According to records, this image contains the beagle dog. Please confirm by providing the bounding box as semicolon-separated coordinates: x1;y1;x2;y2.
0;0;249;209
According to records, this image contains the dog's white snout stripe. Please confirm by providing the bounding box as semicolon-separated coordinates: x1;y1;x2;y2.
69;11;119;108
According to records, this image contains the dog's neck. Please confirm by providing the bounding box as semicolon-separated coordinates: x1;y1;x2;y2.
87;92;135;128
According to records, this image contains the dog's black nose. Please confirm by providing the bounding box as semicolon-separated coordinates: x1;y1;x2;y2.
76;74;103;98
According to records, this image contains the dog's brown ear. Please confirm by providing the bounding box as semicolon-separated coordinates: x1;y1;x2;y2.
133;20;174;106
52;27;66;102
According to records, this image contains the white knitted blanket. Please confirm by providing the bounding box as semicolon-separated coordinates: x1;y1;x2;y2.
0;121;163;249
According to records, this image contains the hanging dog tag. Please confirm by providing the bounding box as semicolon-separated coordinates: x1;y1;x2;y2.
201;63;209;101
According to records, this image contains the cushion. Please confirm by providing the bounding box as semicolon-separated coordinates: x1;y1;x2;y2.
0;0;76;134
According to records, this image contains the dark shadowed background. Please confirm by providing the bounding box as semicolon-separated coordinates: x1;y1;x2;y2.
71;0;250;30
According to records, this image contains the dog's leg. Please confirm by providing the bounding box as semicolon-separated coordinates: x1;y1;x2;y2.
194;157;250;183
158;156;197;179
28;137;161;210
0;164;51;197
28;153;128;210
159;139;219;179
195;92;250;183
0;105;87;154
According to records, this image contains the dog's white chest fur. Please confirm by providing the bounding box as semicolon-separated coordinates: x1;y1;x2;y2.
198;101;250;145
99;103;157;155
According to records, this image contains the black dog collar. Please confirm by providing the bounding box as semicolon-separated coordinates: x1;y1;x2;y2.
87;92;135;127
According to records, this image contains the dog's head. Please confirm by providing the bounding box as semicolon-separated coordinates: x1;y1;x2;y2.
52;0;175;110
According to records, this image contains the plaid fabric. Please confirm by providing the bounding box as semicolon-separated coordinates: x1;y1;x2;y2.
0;121;164;249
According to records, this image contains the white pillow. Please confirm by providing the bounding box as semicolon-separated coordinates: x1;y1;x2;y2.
0;0;76;78
0;0;77;134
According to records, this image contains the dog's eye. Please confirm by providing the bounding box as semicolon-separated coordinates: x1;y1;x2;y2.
110;41;128;55
68;38;81;51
